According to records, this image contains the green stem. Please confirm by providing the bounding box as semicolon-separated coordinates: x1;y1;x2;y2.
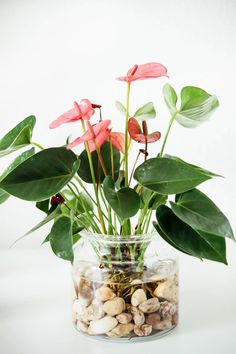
68;183;101;233
81;120;107;234
159;112;177;157
109;137;115;181
124;82;131;187
74;176;97;206
30;141;44;150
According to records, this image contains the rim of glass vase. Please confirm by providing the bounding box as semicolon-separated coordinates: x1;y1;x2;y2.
79;230;157;245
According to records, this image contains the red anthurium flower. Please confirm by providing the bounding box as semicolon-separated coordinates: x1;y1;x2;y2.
108;132;125;154
49;99;95;129
128;117;161;143
67;120;111;153
117;62;168;82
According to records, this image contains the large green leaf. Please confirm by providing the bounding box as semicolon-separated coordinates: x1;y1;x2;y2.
0;189;10;204
78;142;120;184
163;85;219;128
164;154;222;178
134;157;212;195
155;205;227;264
0;147;80;201
49;215;74;262
103;176;140;220
134;102;156;121
0;147;35;182
0;116;36;157
170;189;234;240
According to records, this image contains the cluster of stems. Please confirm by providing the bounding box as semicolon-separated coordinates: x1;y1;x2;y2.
30;82;175;237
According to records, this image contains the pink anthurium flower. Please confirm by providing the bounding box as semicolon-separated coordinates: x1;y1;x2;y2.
49;99;95;129
108;132;125;154
117;62;168;82
67;120;111;153
128;117;161;144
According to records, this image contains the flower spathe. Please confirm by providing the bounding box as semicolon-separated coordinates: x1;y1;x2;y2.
128;117;161;144
67;120;111;153
49;99;95;129
109;132;125;154
117;62;168;82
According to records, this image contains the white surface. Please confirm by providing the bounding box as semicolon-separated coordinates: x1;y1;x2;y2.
1;247;236;354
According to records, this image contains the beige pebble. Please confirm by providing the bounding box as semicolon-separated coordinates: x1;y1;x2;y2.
139;298;160;313
131;289;147;306
103;297;125;316
95;286;116;301
133;310;145;326
134;324;152;336
146;313;161;326
154;281;178;302
116;312;132;324
89;316;118;334
107;323;134;338
153;319;173;330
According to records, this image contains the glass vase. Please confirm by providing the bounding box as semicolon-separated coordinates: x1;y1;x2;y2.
71;232;178;342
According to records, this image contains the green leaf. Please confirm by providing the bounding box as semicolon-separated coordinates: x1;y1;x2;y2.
62;189;93;214
115;101;126;115
0;147;35;182
0;116;36;157
36;199;50;214
49;216;74;262
78;142;120;184
163;154;222;178
24;206;61;237
134;157;212;195
177;87;219;128
134;102;156;121
0;189;10;204
155;205;227;264
103;176;140;221
170;189;234;240
163;83;177;114
0;147;80;201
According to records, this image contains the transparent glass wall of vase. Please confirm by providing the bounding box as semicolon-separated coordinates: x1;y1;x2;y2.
71;232;178;342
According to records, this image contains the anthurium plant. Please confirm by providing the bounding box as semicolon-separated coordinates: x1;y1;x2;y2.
0;62;234;264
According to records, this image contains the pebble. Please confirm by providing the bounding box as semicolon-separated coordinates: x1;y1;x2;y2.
133;310;145;326
88;316;118;334
134;324;152;337
131;289;147;306
153;319;173;330
84;300;105;321
159;301;177;319
154;281;178;302
103;297;125;316
76;320;88;333
116;313;132;324
107;323;134;338
78;283;93;306
145;313;161;326
95;286;116;301
139;298;160;313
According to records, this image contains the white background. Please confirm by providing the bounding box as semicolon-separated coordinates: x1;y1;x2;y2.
0;0;236;353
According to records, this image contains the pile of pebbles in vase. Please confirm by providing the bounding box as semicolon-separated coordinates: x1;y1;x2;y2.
72;264;178;340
